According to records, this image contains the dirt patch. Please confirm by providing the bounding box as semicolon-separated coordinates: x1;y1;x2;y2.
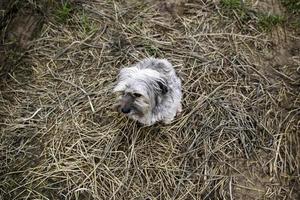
0;1;45;76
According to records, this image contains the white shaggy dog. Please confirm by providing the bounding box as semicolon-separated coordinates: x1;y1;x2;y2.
113;58;182;126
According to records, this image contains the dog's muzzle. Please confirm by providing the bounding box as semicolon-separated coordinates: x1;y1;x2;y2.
116;93;134;114
121;107;131;114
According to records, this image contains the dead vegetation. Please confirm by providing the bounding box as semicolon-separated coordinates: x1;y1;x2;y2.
0;0;299;199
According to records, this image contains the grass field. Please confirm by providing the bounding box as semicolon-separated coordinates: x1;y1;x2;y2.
0;0;299;199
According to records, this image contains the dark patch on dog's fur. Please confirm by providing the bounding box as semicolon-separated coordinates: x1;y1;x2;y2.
157;81;168;94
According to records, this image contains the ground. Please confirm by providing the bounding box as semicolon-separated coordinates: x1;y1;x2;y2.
0;0;299;199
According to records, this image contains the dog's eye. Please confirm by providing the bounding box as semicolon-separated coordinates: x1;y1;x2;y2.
133;93;142;98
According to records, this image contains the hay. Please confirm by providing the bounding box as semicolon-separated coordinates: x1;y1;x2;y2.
0;0;299;199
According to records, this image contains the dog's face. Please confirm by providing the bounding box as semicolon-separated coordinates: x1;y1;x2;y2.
113;84;151;118
113;67;168;118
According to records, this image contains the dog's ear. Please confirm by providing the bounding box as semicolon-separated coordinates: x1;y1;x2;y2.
157;81;168;94
118;68;130;80
119;67;138;80
113;67;137;93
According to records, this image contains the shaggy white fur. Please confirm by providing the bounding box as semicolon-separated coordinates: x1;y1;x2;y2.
113;58;182;126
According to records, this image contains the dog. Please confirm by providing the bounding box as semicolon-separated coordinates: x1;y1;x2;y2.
113;58;182;126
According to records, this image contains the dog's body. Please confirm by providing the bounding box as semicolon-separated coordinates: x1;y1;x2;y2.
113;58;182;126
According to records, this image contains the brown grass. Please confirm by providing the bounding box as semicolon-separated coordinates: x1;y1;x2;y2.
0;0;299;199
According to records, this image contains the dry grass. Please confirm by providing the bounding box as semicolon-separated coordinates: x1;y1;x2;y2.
0;0;299;199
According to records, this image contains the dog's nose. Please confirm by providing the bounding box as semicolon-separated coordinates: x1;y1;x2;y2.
121;107;131;114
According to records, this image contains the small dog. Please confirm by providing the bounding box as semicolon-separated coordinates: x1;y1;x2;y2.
113;58;182;126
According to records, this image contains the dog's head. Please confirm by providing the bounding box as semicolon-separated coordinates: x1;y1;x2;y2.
113;67;168;118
